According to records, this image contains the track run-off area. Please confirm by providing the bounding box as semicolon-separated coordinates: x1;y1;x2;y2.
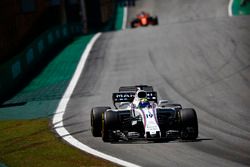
55;0;250;167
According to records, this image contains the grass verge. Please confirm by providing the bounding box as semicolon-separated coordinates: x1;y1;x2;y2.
0;119;118;167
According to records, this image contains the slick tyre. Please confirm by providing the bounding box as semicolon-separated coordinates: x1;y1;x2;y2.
179;108;198;140
91;107;110;137
131;20;136;28
102;110;119;142
153;17;158;25
155;16;159;25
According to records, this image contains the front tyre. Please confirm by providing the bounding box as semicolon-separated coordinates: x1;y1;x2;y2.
179;108;198;140
91;107;110;137
102;110;119;142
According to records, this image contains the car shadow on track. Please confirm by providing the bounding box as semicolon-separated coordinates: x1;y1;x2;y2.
110;138;213;144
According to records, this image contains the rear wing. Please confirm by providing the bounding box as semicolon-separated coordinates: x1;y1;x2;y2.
119;85;154;92
112;91;158;104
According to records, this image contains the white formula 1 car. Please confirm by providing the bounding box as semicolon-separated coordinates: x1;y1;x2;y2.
91;85;198;142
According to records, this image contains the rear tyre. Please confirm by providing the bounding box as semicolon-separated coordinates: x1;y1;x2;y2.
131;21;136;28
102;110;119;142
131;19;140;28
152;16;158;25
179;108;198;140
91;107;110;137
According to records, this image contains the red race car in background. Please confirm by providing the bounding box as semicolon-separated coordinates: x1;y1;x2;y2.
131;11;159;28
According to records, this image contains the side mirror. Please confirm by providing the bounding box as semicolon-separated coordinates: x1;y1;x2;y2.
158;100;168;106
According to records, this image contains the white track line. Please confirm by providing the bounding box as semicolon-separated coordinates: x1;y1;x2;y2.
228;0;233;17
122;7;128;30
52;32;141;167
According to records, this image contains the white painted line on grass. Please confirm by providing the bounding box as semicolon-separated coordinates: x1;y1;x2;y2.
228;0;233;17
122;7;128;30
52;33;141;167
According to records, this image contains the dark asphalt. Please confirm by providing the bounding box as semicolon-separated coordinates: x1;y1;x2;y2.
63;0;250;166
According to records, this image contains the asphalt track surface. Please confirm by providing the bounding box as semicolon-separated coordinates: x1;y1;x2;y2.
63;0;250;166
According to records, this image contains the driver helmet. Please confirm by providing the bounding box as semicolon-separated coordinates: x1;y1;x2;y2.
138;98;150;108
137;90;150;108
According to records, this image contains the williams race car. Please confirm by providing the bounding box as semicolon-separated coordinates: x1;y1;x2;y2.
91;85;198;142
131;11;158;28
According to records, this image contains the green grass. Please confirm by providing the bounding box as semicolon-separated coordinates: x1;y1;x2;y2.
0;119;118;167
